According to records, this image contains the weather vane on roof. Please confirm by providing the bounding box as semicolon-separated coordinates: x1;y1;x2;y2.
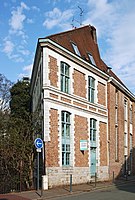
71;6;84;28
78;6;84;26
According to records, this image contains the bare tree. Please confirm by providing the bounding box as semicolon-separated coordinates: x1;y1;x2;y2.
0;73;13;112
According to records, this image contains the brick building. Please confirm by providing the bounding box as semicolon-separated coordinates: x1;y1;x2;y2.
30;25;135;188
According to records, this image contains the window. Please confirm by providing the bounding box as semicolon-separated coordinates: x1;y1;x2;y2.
88;76;95;103
130;134;132;151
115;89;118;124
61;62;70;93
61;111;71;166
124;132;128;147
90;119;97;144
115;89;118;105
115;107;118;124
129;134;133;172
124;99;128;121
71;43;81;56
130;105;132;124
115;126;119;161
88;53;96;65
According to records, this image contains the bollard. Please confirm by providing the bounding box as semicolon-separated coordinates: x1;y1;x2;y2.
113;171;115;183
95;172;97;187
70;174;72;193
126;171;128;181
41;187;43;198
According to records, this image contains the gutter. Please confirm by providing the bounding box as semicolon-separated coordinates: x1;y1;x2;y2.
108;76;135;100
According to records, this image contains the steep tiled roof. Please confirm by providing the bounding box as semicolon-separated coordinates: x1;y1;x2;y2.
45;25;124;86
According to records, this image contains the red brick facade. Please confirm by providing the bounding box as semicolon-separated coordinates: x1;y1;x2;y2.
46;108;59;167
98;82;106;106
49;55;58;88
73;69;86;98
74;115;89;167
107;83;123;177
99;122;107;166
107;82;135;178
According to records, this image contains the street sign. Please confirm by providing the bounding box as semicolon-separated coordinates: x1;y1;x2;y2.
34;138;43;149
36;148;41;152
80;140;88;151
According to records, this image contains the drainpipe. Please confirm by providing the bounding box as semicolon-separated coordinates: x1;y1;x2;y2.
107;71;112;179
41;47;48;191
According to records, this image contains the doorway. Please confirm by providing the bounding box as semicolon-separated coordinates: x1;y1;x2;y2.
91;147;96;176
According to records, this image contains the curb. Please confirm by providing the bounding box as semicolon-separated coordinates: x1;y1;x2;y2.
35;179;135;200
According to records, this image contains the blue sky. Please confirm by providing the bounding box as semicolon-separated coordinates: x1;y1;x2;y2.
0;0;135;93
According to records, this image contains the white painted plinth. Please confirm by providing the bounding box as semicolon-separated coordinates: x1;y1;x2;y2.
42;175;48;190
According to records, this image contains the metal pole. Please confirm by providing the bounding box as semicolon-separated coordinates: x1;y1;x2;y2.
41;176;43;198
43;141;46;175
20;160;22;192
113;171;114;183
70;174;72;193
37;151;39;190
95;172;97;187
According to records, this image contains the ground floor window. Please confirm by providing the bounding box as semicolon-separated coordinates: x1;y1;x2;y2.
61;111;71;166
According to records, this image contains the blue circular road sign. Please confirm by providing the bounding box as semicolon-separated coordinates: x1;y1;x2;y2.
34;138;43;149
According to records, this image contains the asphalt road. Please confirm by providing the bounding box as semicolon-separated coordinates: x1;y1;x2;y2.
54;182;135;200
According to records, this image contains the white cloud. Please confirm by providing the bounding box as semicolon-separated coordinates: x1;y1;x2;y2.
18;48;30;56
27;18;34;24
84;0;116;36
43;7;74;29
9;2;29;33
3;40;14;55
32;6;40;12
19;64;33;79
2;37;30;62
23;64;33;72
2;2;31;63
47;0;61;6
81;0;135;93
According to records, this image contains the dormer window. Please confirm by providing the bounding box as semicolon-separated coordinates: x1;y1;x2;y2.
88;53;96;65
71;43;81;56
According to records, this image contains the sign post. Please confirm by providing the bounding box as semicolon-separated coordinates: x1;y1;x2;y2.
34;138;43;191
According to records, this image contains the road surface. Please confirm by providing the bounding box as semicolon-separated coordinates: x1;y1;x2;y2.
54;182;135;200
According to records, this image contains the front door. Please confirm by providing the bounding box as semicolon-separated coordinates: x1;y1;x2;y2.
91;147;96;176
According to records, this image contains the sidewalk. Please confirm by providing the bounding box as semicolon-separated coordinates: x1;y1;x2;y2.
3;176;135;200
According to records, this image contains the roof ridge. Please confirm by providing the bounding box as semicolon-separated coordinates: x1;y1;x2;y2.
43;25;91;39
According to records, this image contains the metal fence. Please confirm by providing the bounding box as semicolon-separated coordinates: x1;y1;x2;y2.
0;173;34;194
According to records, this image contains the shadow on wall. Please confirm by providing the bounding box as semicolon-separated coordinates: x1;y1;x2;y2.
114;147;135;193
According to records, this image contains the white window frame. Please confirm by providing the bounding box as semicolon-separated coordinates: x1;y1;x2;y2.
90;118;97;147
60;62;70;93
88;53;96;65
124;99;128;121
71;43;81;56
61;111;71;166
88;76;95;103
